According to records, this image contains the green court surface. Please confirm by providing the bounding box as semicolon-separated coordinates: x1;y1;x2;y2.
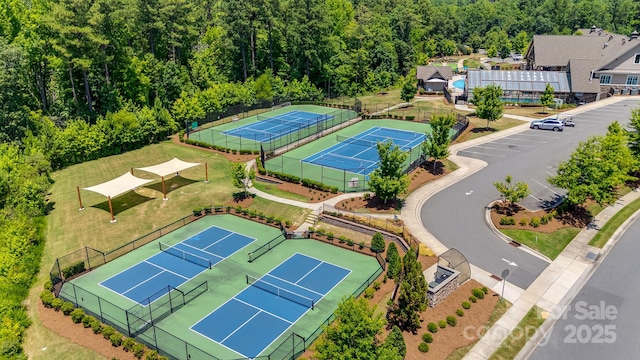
187;105;357;152
59;215;380;359
265;120;434;192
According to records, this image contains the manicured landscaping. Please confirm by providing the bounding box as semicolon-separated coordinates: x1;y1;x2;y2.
500;228;581;260
589;195;640;248
489;306;545;360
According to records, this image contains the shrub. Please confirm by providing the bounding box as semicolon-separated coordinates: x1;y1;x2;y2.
359;241;365;249
70;308;85;323
462;301;471;309
91;320;102;334
447;315;457;327
472;288;485;299
438;320;447;328
373;281;381;290
61;301;75;315
364;288;375;299
418;342;430;352
61;261;86;278
133;343;146;359
469;295;477;303
427;322;438;333
363;192;371;200
51;298;63;311
371;232;385;253
519;218;528;226
110;332;123;347
529;217;541;228
338;235;347;243
122;338;136;352
40;291;54;308
102;325;116;340
159;356;169;360
422;333;433;343
456;309;464;317
145;350;159;360
44;281;53;291
82;315;95;328
326;232;334;240
540;215;549;225
284;219;292;228
192;208;203;216
406;116;416;121
481;286;489;294
500;217;515;225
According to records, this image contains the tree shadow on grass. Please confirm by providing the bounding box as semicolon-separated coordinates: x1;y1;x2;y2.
470;127;498;134
91;191;155;216
144;176;199;196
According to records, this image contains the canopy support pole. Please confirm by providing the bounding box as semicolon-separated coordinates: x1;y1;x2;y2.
108;196;116;223
162;176;168;200
205;162;209;183
77;186;84;210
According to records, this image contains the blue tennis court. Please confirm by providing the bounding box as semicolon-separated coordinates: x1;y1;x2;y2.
302;126;426;175
223;110;332;141
100;226;255;305
191;253;351;358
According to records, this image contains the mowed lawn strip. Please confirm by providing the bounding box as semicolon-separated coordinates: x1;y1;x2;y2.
489;306;545;360
589;196;640;248
500;228;581;260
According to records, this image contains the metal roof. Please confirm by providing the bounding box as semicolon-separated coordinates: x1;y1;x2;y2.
467;70;571;93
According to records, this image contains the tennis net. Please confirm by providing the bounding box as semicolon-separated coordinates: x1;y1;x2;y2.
336;134;381;147
246;274;314;309
158;242;212;269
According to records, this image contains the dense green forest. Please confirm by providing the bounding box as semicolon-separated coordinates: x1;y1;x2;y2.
0;0;638;357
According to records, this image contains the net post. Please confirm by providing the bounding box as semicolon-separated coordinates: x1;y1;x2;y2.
246;274;249;284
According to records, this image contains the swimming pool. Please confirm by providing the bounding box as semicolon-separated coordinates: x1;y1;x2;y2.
453;79;465;90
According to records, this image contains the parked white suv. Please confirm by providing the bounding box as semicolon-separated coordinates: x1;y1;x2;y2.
530;118;564;131
511;53;523;60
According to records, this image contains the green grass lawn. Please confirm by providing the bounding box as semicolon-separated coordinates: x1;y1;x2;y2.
326;88;404;111
25;141;308;360
455;116;526;143
589;195;640;248
489;306;545;360
253;180;310;202
386;98;471;121
500;228;581;260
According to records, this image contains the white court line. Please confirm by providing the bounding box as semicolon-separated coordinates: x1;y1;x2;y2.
220;310;263;343
294;262;324;288
179;241;224;260
264;273;324;297
234;298;294;324
121;269;172;296
143;260;190;280
306;127;380;163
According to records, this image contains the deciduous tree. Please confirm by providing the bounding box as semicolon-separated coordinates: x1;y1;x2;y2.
494;175;530;215
540;83;555;113
231;162;255;199
368;142;410;204
422;113;456;170
470;84;503;130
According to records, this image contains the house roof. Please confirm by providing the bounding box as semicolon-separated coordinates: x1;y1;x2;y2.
530;32;637;68
417;65;453;81
467;69;571;93
567;59;603;93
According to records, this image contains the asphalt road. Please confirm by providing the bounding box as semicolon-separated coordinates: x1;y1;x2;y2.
529;214;640;359
420;99;640;289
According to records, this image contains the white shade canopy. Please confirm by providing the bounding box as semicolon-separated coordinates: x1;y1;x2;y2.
83;172;154;198
427;78;448;83
135;157;201;177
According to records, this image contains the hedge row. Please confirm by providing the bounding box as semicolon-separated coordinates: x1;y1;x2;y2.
39;290;168;360
183;138;258;155
301;178;339;193
61;261;86;279
361;114;416;121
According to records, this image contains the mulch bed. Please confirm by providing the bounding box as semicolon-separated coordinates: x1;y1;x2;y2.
490;202;591;232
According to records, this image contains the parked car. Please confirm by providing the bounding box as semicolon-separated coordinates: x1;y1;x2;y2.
511;53;523;60
560;114;575;127
530;118;564;131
